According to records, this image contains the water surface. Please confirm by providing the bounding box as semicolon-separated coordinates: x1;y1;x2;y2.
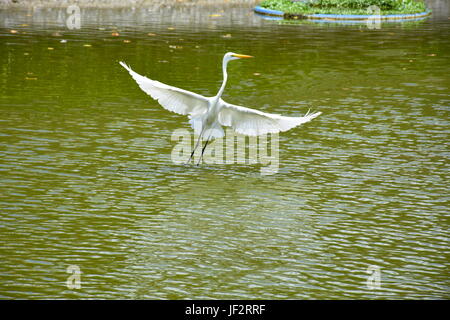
0;5;449;299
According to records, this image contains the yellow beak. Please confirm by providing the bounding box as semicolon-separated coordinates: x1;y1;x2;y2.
232;53;253;59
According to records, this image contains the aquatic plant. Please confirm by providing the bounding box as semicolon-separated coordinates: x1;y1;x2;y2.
259;0;427;15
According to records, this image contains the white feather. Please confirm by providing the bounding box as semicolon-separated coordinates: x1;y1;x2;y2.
119;61;209;117
218;100;322;136
120;58;321;140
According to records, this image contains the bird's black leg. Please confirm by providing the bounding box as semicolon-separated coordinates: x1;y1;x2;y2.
196;138;211;166
186;129;204;164
186;145;196;164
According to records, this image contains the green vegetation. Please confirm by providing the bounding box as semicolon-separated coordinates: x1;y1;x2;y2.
259;0;427;15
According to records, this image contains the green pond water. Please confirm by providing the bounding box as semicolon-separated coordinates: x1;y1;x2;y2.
0;6;449;299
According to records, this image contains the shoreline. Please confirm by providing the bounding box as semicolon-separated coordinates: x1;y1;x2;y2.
0;0;258;9
0;0;446;24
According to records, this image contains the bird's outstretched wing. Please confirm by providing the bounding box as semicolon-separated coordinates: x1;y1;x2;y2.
119;62;209;116
218;99;321;136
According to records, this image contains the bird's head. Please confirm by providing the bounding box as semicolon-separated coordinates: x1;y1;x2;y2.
224;52;253;63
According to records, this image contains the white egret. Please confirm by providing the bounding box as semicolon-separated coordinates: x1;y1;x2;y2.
119;52;321;164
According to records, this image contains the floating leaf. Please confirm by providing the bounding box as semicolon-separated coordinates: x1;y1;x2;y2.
147;33;156;36
123;40;131;43
83;44;92;47
222;34;232;38
209;14;222;17
48;47;54;50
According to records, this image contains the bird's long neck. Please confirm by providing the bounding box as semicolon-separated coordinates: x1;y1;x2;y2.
216;58;229;98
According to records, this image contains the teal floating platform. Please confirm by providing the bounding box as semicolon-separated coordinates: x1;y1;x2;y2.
254;5;432;21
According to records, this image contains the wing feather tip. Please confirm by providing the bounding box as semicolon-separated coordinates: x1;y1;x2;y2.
301;110;322;123
119;61;131;72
